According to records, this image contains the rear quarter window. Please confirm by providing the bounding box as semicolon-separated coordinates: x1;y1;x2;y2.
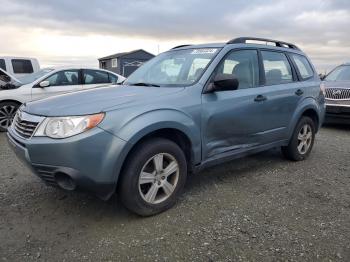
291;54;314;80
0;59;6;71
12;59;34;74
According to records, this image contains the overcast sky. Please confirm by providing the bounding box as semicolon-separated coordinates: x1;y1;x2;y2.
1;0;350;72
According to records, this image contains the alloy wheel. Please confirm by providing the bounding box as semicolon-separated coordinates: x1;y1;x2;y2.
138;153;180;204
0;105;17;129
297;124;313;154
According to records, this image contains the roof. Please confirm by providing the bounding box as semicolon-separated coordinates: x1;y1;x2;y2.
98;49;155;61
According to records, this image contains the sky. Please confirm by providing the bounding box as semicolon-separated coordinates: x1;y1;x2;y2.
1;0;350;73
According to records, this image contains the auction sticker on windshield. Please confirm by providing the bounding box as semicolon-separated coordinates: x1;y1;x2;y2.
191;49;218;55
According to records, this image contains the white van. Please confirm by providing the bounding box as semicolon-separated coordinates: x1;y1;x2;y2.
0;57;40;78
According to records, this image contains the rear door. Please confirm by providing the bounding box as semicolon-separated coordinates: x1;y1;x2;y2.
255;50;303;142
31;69;82;101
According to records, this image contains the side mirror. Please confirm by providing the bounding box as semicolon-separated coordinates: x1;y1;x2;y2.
319;74;326;81
206;74;239;93
39;80;50;88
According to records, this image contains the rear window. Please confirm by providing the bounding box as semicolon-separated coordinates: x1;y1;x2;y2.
0;59;6;71
291;54;314;80
261;51;293;85
12;59;34;74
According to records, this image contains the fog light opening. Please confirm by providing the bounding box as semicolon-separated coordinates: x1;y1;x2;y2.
55;172;76;191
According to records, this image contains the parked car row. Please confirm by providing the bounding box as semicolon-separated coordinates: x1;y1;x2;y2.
0;67;125;131
6;37;326;216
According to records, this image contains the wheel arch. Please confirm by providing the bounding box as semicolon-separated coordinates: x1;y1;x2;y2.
301;108;319;131
288;98;322;139
123;127;194;171
0;99;22;106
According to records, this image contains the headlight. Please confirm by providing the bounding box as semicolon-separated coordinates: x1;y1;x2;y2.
34;113;105;139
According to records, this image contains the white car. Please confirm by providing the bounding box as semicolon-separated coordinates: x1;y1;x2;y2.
0;66;125;131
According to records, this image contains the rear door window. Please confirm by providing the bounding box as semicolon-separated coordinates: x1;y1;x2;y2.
261;51;293;85
0;59;6;71
291;54;314;80
12;59;34;74
83;69;110;84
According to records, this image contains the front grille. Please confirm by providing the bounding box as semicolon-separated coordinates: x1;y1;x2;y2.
325;88;350;100
13;115;39;139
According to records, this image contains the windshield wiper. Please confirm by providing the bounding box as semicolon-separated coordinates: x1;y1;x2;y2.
131;82;160;87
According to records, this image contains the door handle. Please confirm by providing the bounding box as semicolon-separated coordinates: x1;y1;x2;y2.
295;89;304;96
254;95;267;102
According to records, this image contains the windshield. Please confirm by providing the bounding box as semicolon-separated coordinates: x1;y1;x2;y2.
124;48;220;87
325;65;350;81
18;68;54;84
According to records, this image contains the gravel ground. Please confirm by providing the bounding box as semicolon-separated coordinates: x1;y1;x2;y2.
0;125;350;262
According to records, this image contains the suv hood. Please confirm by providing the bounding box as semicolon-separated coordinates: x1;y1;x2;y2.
23;85;185;116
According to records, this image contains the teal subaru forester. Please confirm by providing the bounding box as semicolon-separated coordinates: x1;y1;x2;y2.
7;37;325;216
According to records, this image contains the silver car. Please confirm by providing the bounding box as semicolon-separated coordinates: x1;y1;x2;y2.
322;63;350;124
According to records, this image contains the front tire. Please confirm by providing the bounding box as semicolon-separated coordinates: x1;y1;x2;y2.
118;138;187;216
0;102;20;132
282;116;316;161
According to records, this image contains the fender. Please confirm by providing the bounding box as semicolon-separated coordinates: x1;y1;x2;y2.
100;108;202;184
287;97;323;139
0;88;30;104
119;109;200;159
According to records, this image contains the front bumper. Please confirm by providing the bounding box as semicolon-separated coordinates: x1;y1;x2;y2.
325;104;350;124
7;126;128;200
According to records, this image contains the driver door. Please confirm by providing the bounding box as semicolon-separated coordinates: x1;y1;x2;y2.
31;69;82;101
201;49;266;160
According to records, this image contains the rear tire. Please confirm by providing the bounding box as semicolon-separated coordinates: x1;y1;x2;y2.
0;101;20;132
282;116;316;161
118;138;187;216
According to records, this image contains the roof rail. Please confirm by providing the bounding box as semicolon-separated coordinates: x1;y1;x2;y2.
227;37;300;50
171;44;192;50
